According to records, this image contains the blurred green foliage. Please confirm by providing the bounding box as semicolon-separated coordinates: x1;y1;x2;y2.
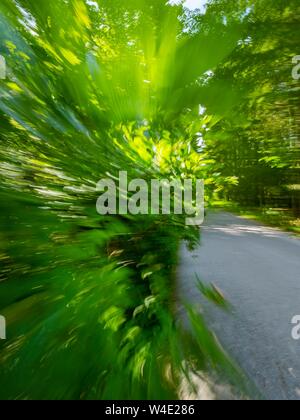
0;0;244;399
1;0;296;400
200;0;300;215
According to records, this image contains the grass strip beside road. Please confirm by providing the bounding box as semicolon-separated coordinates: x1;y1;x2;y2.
210;201;300;236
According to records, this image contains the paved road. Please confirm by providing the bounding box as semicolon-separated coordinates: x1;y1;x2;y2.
177;211;300;400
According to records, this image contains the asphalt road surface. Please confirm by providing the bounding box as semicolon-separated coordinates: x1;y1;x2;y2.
177;211;300;400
